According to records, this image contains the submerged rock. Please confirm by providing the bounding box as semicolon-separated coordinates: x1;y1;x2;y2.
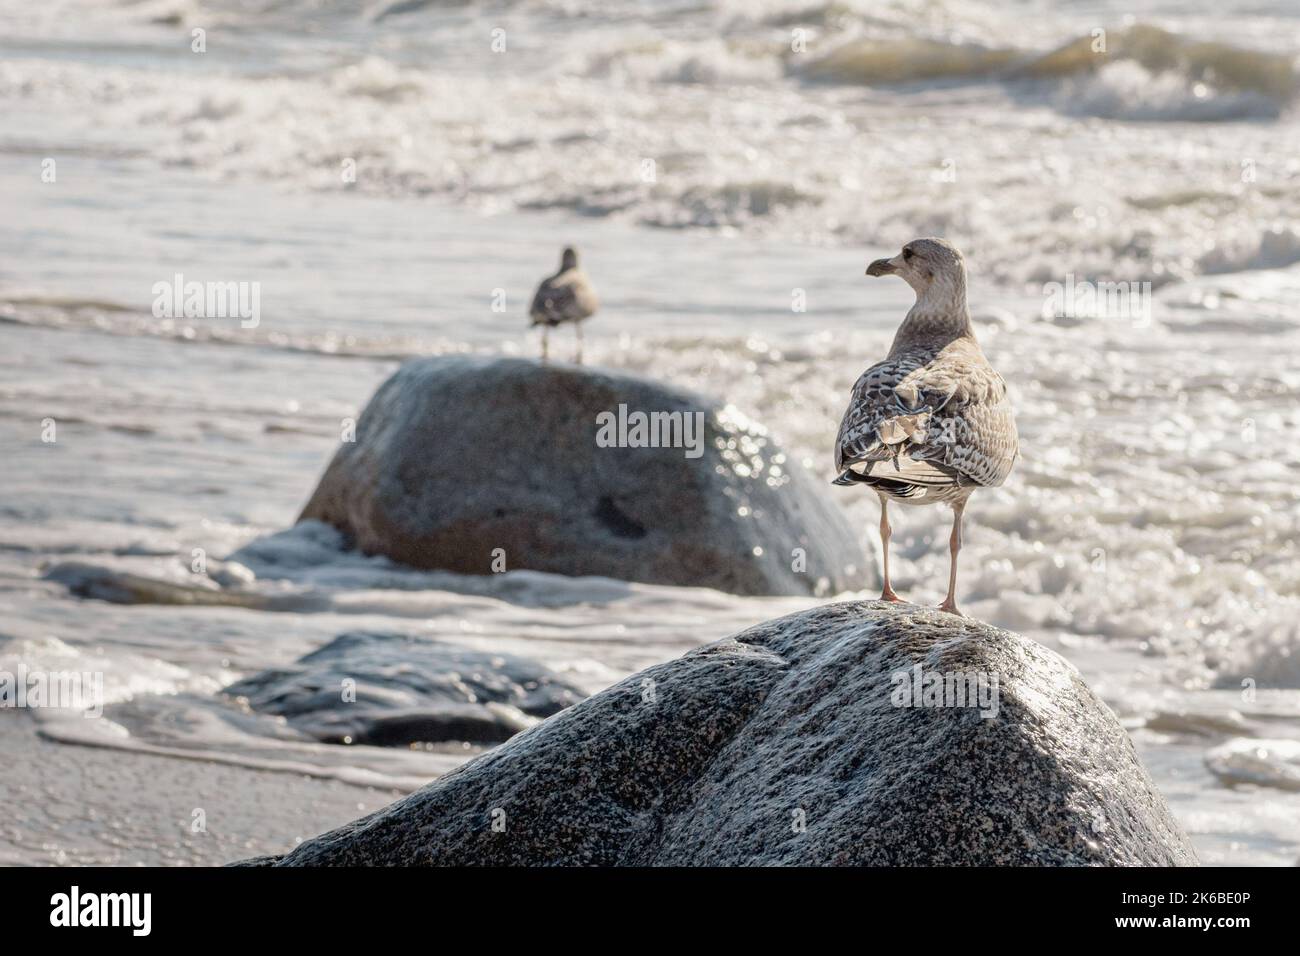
297;355;872;596
261;602;1197;866
223;632;586;746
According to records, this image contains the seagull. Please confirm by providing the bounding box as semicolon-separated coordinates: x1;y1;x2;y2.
529;247;598;364
833;238;1018;616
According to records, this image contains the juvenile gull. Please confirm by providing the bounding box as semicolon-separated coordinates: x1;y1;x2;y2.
833;238;1018;616
529;246;598;364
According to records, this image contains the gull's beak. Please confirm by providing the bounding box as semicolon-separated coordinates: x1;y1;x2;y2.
866;256;897;277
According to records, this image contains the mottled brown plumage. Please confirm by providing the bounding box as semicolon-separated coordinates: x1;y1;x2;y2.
530;247;598;364
833;238;1018;615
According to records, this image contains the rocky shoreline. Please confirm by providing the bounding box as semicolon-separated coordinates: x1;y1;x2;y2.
247;602;1197;867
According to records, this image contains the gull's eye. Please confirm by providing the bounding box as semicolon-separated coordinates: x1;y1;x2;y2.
902;248;914;261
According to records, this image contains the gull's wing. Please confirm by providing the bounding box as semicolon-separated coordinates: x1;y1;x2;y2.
834;341;1017;491
530;269;598;325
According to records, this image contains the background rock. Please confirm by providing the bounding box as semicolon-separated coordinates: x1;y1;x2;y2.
298;355;872;596
262;602;1198;866
223;631;586;746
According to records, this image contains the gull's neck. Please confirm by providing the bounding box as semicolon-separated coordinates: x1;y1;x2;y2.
889;272;973;354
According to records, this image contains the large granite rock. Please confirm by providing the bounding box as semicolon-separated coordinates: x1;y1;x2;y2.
298;356;871;596
223;632;586;746
261;602;1197;866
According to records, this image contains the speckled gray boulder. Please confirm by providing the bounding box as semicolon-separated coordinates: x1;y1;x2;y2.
298;355;872;596
264;602;1197;866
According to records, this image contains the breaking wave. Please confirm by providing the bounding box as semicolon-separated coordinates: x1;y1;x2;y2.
5;2;1300;288
801;24;1298;120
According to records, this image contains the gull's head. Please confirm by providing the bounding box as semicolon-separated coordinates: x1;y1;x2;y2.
560;247;579;271
866;238;967;303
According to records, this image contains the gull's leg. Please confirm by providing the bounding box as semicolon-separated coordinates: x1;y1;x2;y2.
938;498;966;616
575;321;583;365
878;494;902;602
541;325;549;364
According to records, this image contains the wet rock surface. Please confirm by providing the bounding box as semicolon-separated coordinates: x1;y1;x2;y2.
258;602;1197;866
298;355;873;596
223;631;586;746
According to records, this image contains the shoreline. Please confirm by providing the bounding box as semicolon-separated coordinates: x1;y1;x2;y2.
0;712;401;867
3;87;1300;871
